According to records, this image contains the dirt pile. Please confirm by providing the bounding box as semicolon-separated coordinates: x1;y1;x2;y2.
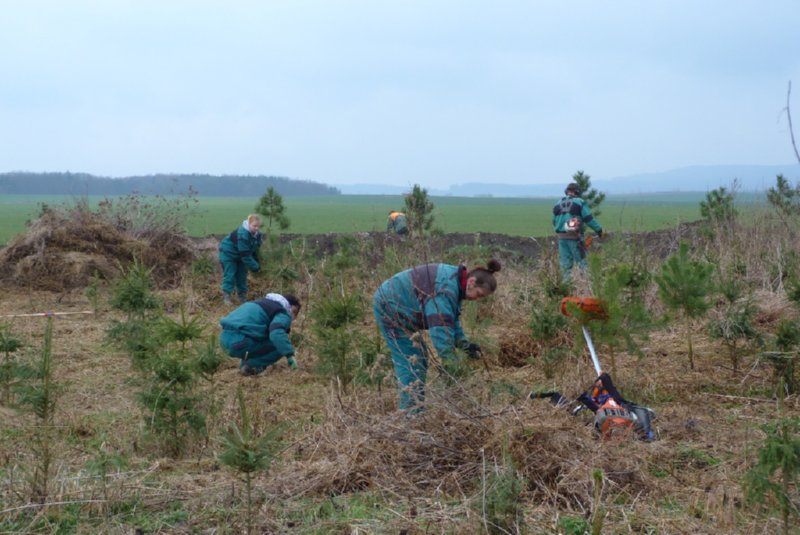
0;208;200;291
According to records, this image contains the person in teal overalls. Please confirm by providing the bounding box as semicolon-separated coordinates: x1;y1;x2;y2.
219;214;263;305
373;259;501;413
386;210;409;236
552;183;603;279
219;293;301;376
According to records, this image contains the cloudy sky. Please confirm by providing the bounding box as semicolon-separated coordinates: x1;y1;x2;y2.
1;1;798;189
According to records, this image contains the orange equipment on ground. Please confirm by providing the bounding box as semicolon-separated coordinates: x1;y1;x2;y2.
557;296;655;441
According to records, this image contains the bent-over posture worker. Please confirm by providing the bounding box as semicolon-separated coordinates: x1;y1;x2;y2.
220;293;301;376
552;182;603;278
373;260;501;413
386;210;409;236
219;214;263;304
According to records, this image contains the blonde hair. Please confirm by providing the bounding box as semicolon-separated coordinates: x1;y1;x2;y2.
247;214;262;225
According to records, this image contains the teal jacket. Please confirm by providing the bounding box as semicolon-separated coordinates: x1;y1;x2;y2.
374;263;469;359
552;196;602;237
219;224;262;272
220;299;295;357
387;212;409;234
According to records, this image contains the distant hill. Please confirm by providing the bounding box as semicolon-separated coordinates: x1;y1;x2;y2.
336;164;800;197
0;172;341;196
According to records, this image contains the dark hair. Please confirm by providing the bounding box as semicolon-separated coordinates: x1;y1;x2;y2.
284;294;302;312
565;182;582;196
468;259;502;293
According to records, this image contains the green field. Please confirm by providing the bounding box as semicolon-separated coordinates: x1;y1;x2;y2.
0;192;761;245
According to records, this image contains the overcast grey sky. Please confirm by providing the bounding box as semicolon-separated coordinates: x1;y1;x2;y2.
1;0;798;189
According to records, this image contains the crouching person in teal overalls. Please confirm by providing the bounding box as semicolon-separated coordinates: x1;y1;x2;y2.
373;260;501;414
220;293;302;376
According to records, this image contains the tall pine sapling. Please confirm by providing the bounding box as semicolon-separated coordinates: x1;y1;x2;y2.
480;444;526;535
581;252;652;376
194;333;226;381
404;184;435;239
700;185;738;225
255;186;290;237
138;347;206;457
767;174;800;222
571;170;606;217
84;437;128;512
16;317;59;502
743;381;800;535
106;259;162;370
219;386;282;535
766;320;799;395
708;298;760;375
529;297;570;379
708;270;761;375
699;183;738;241
655;241;714;370
312;290;366;393
157;304;205;355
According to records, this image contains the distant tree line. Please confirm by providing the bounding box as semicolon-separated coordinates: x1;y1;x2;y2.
0;172;341;197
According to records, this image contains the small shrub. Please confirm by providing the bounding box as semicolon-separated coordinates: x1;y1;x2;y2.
16;317;60;502
312;291;371;393
157;305;205;354
193;334;225;381
137;348;206;457
655;241;714;370
708;298;761;375
109;259;161;320
558;515;591;535
0;324;25;406
743;388;800;535
480;448;527;535
219;386;282;535
190;256;216;276
85;271;102;315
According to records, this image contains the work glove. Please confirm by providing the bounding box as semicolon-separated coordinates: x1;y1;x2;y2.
287;356;298;370
597;229;604;239
465;342;482;360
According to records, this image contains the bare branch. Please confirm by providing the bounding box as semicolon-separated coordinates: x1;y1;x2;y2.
786;80;800;164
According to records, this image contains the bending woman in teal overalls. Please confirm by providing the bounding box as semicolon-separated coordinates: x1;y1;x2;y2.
219;214;263;305
220;293;301;376
373;259;501;413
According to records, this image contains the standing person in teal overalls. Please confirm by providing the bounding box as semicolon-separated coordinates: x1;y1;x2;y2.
219;293;301;376
219;214;263;305
373;259;501;413
552;183;603;279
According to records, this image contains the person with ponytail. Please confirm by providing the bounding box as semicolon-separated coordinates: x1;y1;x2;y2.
373;259;502;413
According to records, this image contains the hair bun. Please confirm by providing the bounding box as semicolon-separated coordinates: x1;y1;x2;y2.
486;259;502;274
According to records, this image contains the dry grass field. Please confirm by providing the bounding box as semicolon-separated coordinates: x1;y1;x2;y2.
0;205;798;534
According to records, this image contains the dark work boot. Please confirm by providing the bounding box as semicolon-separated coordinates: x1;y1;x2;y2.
240;364;264;376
